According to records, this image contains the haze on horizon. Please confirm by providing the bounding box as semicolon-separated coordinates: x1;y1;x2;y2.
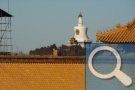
0;0;135;53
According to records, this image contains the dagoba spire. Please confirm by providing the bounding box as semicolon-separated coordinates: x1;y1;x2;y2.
78;12;83;26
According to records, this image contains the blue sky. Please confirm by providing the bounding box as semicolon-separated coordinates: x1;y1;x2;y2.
0;0;135;53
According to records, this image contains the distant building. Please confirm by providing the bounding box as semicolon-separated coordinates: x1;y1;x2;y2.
68;13;91;48
53;48;58;56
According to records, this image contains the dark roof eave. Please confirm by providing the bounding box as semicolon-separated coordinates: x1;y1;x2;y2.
0;9;13;17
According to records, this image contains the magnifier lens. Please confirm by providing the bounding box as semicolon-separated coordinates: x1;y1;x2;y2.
93;50;117;74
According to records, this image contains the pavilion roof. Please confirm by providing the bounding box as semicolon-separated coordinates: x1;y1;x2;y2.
96;19;135;43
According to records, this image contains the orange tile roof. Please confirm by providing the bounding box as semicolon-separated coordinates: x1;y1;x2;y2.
0;63;85;90
96;19;135;43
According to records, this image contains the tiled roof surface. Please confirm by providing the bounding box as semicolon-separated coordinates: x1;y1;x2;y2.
0;63;85;90
96;19;135;43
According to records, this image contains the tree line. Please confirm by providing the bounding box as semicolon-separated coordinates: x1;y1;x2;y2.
29;44;85;56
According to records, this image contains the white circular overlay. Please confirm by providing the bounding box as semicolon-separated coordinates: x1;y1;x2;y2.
88;46;121;79
88;46;132;86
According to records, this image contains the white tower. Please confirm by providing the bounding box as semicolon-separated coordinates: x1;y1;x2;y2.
73;13;91;47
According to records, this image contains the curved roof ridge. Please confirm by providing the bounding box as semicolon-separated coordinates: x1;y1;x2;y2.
96;18;135;43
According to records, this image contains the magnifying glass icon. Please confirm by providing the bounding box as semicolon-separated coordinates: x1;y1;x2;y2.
88;46;132;86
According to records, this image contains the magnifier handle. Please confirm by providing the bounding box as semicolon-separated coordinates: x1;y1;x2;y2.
115;70;132;86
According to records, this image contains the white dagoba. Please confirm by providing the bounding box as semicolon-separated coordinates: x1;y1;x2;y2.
73;13;91;47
